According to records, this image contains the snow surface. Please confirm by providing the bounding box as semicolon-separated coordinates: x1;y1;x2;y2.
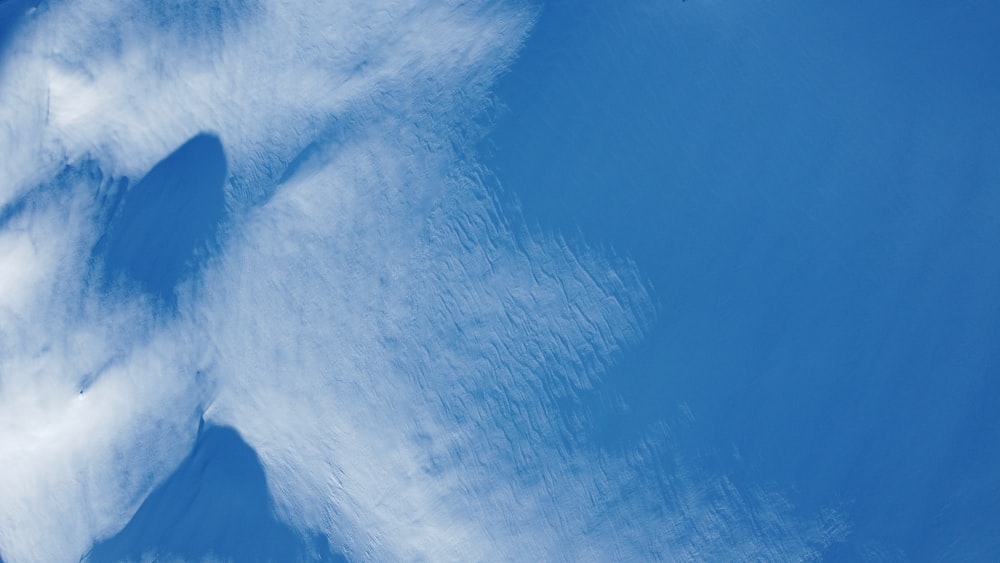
0;1;855;561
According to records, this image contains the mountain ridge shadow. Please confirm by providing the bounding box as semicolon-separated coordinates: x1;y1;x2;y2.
98;133;227;309
84;424;346;563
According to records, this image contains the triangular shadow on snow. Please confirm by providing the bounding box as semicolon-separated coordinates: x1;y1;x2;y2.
96;133;228;309
84;424;347;563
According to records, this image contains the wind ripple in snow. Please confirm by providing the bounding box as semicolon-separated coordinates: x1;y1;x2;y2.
0;1;845;561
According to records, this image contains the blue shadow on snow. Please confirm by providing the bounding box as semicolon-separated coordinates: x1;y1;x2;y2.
84;424;346;563
0;0;36;65
98;133;227;307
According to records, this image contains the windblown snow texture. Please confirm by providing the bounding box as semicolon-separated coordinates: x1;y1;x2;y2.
0;1;844;562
